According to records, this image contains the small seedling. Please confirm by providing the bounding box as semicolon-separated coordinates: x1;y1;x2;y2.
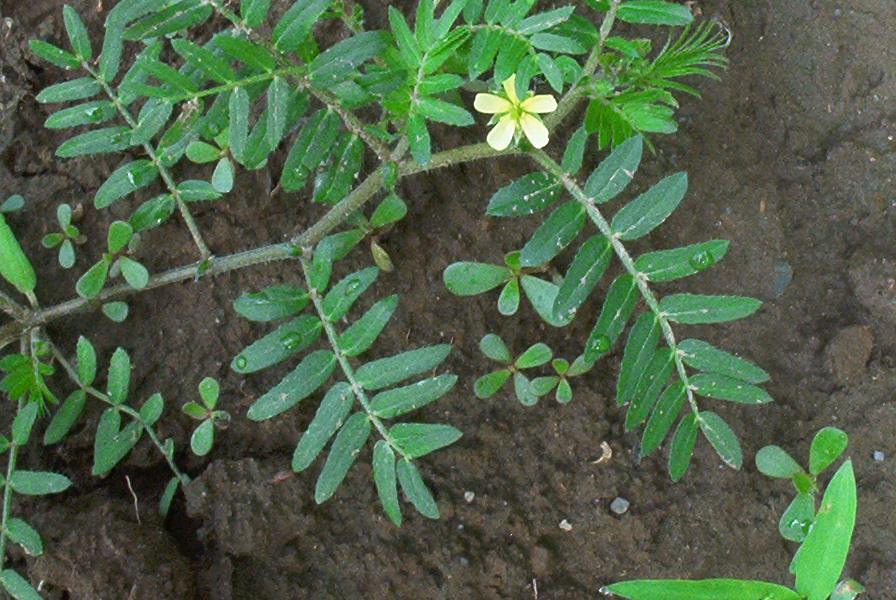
182;377;231;456
41;204;85;268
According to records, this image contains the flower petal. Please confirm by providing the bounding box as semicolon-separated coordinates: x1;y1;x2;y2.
521;94;557;114
502;74;520;105
520;113;549;149
474;93;513;114
487;114;517;151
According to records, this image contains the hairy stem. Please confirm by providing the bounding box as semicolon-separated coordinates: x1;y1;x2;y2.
0;398;23;574
529;148;699;416
0;290;25;320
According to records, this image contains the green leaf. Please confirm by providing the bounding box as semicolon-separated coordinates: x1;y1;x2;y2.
313;134;364;205
124;1;212;40
119;257;149;290
8;471;72;495
794;461;856;600
480;333;511;362
678;339;769;384
76;336;97;387
293;382;354;471
233;284;309;321
337;295;398;356
407;113;431;166
280;109;338;191
517;6;576;34
321;267;378;321
416;97;474;126
635;240;730;282
44;390;87;445
229;87;249;164
198;377;218;409
486;172;562;218
140;392;164;425
30;40;81;69
617;313;661;405
107;221;133;253
561;125;587;173
171;38;236;84
390;423;462;458
626;347;676;429
370;375;458;418
5;518;42;556
177;180;223;202
0;214;36;296
520;275;573;327
45;101;116;129
690;374;772;404
212;158;234;193
241;0;272;27
186;141;221;163
62;5;92;60
755;445;803;479
584;135;642;202
12;403;38;446
132;99;174;144
372;441;402;526
130;194;175;232
660;294;761;324
584;274;639;361
101;301;128;322
231;315;322;373
641;381;686;456
553;235;613;322
604;579;802;600
309;31;388;88
611;172;687;240
76;259;109;299
668;413;698;482
390;6;421;67
809;427;848;475
272;0;331;52
35;78;101;104
107;347;131;405
370;194;407;228
247;350;336;421
95;160;159;209
530;32;586;54
616;1;694;26
265;77;290;148
474;370;511;398
497;279;520;315
215;35;275;71
190;419;215;456
779;492;815;542
520;201;586;267
315;412;371;503
443;262;512;295
356;345;452;390
397;458;439;519
698;411;742;469
515;343;552;368
56;126;133;158
159;476;179;519
0;568;44;600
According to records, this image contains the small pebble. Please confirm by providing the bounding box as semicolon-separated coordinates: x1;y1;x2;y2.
873;451;885;462
464;491;475;503
559;519;572;531
459;557;469;566
610;497;630;515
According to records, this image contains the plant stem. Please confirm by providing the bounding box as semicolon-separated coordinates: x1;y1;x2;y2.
0;399;23;575
529;148;700;417
0;290;25;320
48;341;190;485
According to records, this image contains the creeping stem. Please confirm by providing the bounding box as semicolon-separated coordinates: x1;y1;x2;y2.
0;399;23;575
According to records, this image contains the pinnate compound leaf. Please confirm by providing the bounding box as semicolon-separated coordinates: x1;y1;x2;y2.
247;350;336;421
369;375;458;418
779;492;815;542
1;568;44;600
617;313;661;406
635;240;729;282
794;461;856;600
584;273;639;361
487;172;562;217
668;412;698;482
604;579;802;600
44;390;87;445
520;201;586;267
756;445;803;478
397;458;439;519
233;285;309;321
690;373;772;405
480;334;511;362
443;262;511;295
322;267;378;321
809;427;848;475
231;315;322;374
698;411;742;469
293;382;353;472
315;412;371;503
678;338;769;384
553;235;612;321
9;471;72;496
660;294;761;324
373;441;402;526
584;135;642;203
641;381;686;456
356;345;451;391
6;518;42;556
616;0;694;25
611;172;687;240
389;423;462;458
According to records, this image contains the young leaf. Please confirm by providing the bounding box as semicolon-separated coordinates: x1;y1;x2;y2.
584;274;639;361
794;461;856;600
321;267;378;321
584;135;642;203
659;294;761;325
159;476;179;519
246;350;336;421
497;279;520;315
755;445;803;479
809;427;848;475
635;240;730;282
698;411;742;469
372;441;402;526
668;412;698;482
519;201;586;267
315;412;371;503
678;338;769;384
389;423;462;458
616;0;694;26
0;214;37;296
177;180;223;203
480;334;511;362
356;345;452;391
474;370;511;399
107;347;131;405
611;172;687;240
233;285;309;321
370;375;458;418
369;194;408;228
513;372;538;405
198;377;219;409
5;518;43;556
443;262;512;295
617;313;661;406
397;458;439;519
641;381;686;456
43;390;87;445
231;315;323;374
779;492;815;542
553;235;613;323
486;172;561;217
293;382;354;472
212;158;234;193
690;374;772;404
140;392;164;425
102;301;128;322
190;419;215;456
8;471;72;496
515;343;553;368
605;579;802;600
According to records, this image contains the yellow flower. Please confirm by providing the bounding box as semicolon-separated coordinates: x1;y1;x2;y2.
473;74;558;151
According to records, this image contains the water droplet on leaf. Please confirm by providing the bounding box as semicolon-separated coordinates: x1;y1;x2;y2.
689;250;714;271
235;356;248;370
589;334;611;355
280;332;303;350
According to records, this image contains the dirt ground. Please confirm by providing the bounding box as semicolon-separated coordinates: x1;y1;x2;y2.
0;0;894;598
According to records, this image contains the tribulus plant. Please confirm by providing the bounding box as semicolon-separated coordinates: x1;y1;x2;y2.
0;0;834;596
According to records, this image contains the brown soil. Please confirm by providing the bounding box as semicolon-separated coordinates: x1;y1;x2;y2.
0;0;894;599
